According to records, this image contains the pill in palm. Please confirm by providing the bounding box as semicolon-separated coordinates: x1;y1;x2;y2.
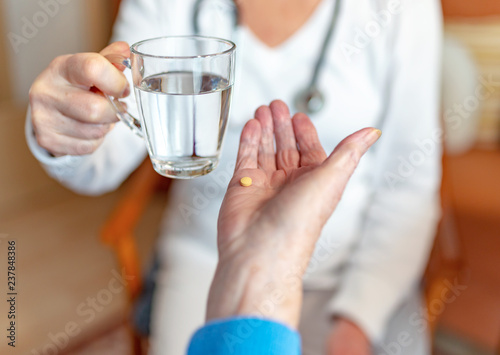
240;177;253;187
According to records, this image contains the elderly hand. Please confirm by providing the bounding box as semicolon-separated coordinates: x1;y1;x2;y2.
29;42;130;157
206;100;381;329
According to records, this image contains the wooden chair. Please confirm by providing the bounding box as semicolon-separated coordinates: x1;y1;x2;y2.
101;159;171;355
423;155;466;336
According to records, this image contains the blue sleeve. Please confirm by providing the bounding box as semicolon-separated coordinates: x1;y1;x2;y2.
186;317;301;355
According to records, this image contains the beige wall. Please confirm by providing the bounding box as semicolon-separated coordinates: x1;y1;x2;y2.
0;4;126;352
445;20;500;147
1;0;112;104
0;1;11;102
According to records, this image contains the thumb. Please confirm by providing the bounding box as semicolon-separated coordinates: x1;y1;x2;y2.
100;41;130;72
274;128;380;236
313;128;381;212
323;127;381;176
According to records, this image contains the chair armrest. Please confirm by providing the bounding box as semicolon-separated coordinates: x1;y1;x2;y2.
101;159;169;244
101;159;171;300
424;155;467;334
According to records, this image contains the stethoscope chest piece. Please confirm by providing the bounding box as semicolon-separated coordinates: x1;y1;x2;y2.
294;86;325;115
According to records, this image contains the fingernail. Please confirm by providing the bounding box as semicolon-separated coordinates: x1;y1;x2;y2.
122;84;130;98
365;128;382;145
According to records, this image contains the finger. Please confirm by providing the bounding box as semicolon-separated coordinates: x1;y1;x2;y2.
61;52;129;98
254;105;276;173
54;87;119;124
326;128;381;170
292;112;327;167
270;100;299;171
282;128;380;229
35;130;105;157
47;111;115;140
235;119;262;171
318;128;381;197
100;42;130;71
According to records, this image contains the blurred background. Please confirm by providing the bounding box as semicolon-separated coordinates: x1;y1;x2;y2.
0;0;499;354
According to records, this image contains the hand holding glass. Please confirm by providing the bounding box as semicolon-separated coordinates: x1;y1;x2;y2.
107;36;236;179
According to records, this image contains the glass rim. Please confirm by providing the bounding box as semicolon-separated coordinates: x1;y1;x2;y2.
130;35;236;59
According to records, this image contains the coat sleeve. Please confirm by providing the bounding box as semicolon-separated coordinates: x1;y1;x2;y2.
327;0;443;343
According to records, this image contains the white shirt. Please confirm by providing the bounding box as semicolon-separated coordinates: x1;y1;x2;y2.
26;0;443;343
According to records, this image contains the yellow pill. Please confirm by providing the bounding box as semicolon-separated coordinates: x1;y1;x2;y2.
240;177;253;187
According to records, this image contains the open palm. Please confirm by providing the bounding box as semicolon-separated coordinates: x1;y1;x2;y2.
218;100;380;266
209;100;380;327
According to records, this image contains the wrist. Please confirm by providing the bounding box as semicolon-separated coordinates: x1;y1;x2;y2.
206;252;305;329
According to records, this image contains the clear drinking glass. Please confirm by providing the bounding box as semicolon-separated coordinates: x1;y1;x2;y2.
107;36;236;179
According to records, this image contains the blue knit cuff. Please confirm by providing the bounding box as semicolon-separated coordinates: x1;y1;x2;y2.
187;317;301;355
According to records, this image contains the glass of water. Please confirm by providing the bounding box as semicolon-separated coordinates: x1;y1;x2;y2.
107;36;236;179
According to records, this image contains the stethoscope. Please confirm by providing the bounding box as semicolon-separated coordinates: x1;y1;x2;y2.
193;0;342;115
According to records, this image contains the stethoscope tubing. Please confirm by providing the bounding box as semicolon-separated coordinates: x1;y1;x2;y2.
308;0;341;91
